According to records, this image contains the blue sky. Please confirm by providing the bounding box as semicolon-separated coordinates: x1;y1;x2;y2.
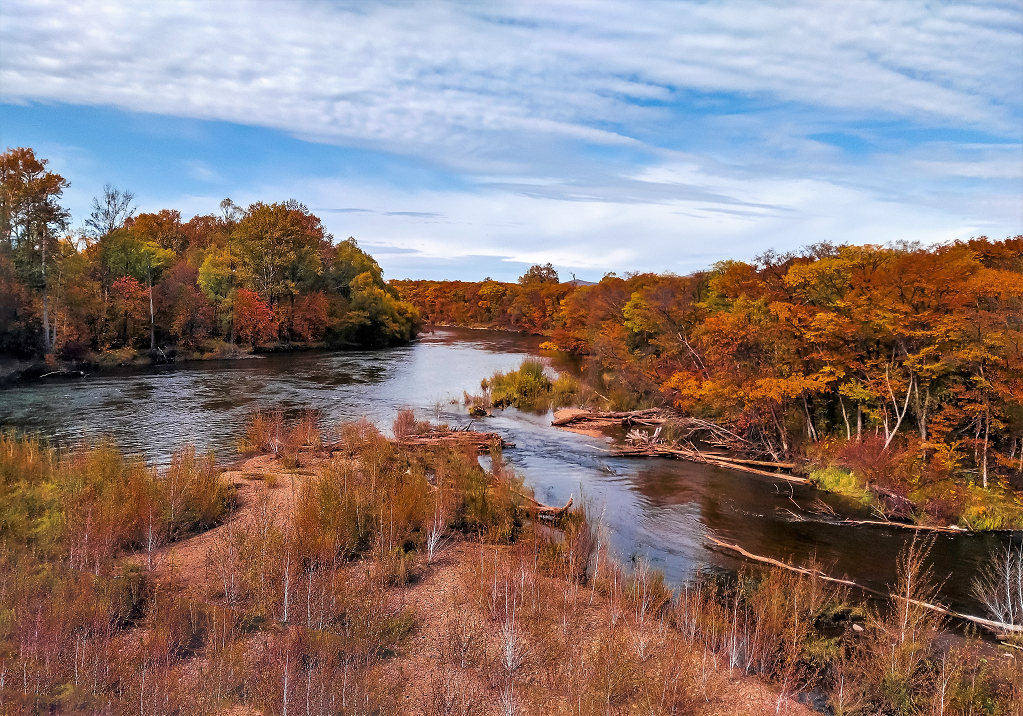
1;1;1020;281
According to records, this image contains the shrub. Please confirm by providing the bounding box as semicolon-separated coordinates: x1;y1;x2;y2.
470;359;584;413
809;466;871;503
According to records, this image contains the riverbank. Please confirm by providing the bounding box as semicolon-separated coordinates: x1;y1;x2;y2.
0;339;389;386
547;406;1023;533
2;426;819;714
4;413;1021;712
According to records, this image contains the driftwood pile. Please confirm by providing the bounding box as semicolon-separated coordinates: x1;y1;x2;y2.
551;408;664;429
552;409;804;482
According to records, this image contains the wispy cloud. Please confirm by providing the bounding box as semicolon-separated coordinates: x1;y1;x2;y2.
185;159;222;183
0;0;1019;279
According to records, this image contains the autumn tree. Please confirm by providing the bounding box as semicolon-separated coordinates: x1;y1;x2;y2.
233;288;276;345
518;262;559;285
0;147;71;353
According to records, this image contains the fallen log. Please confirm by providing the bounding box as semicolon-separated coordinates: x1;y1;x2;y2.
39;369;87;379
395;430;512;453
780;506;972;534
699;452;798;470
706;536;1023;637
521;494;574;522
551;408;665;427
832;518;968;534
611;444;810;484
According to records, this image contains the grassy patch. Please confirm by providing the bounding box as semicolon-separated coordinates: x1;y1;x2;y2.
468;358;582;413
958;484;1023;530
808;466;872;504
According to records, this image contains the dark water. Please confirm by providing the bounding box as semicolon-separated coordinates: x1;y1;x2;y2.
0;328;1016;617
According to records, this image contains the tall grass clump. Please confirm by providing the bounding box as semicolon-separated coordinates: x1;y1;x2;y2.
0;432;236;566
293;420;524;571
238;409;321;466
0;432;239;713
469;358;582;413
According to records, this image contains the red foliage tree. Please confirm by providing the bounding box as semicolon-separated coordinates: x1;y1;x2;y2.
109;275;148;347
292;291;329;342
233;288;277;346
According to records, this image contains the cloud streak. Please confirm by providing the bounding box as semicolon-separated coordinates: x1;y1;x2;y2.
0;0;1019;279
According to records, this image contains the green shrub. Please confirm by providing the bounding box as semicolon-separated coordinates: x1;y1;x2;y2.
472;359;584;412
809;466;872;503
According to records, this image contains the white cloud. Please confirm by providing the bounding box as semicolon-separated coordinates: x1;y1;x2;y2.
1;0;1019;164
2;0;1020;278
205;163;1010;281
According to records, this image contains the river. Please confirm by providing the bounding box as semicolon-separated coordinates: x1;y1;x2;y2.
0;327;1016;617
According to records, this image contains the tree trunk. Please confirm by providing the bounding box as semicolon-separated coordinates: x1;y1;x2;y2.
883;365;914;450
913;382;930;442
288;292;295;343
770;406;789;454
802;394;818;442
148;270;156;350
982;405;990;489
40;226;51;354
839;396;851;440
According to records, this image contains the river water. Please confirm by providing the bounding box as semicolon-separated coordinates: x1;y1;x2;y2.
0;328;1016;617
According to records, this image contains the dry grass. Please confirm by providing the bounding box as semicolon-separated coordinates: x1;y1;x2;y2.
1;421;1019;714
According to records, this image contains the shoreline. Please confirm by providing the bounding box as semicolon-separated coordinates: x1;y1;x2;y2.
0;338;405;386
550;408;1023;535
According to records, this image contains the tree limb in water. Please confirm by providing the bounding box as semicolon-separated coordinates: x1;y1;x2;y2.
706;536;1022;638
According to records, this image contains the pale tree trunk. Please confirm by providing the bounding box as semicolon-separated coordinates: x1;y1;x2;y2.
883;365;914;450
913;381;930;442
148;267;156;350
40;225;51;354
839;396;851;440
802;394;818;442
982;405;990;489
770;406;789;454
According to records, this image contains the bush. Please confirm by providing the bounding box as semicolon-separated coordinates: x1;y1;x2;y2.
809;466;871;503
470;359;583;413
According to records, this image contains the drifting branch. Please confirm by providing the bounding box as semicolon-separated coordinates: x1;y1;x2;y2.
706;536;1023;638
611;443;809;484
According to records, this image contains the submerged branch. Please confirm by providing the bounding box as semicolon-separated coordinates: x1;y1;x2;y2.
706;536;1023;638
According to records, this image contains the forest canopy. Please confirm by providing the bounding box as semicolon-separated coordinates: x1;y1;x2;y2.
396;240;1023;520
0;147;417;360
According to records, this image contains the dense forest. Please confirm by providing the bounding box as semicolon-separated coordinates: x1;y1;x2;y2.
0;147;417;363
396;242;1023;526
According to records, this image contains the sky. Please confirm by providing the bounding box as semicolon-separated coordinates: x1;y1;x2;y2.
1;0;1021;281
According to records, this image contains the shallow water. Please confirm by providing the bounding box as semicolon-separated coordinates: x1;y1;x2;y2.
1;327;1017;616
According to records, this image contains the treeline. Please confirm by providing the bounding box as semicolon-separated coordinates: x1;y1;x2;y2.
396;241;1023;514
0;147;417;361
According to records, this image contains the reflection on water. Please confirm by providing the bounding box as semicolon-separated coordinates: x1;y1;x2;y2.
0;327;1016;616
